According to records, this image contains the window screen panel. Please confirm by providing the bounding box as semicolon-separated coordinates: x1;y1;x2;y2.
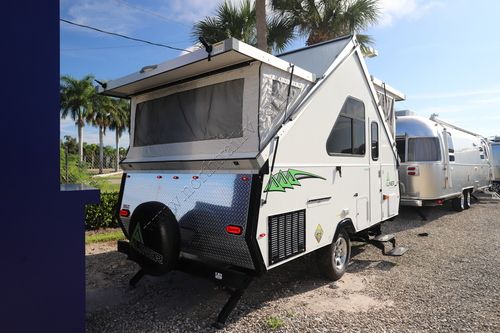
134;79;244;146
407;137;441;162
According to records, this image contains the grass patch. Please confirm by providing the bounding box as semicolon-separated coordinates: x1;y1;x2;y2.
85;229;125;244
96;181;120;193
265;316;284;330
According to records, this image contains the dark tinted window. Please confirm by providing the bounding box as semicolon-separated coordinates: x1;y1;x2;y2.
326;98;365;156
396;138;406;162
407;137;441;161
446;132;454;153
134;79;244;146
371;122;379;160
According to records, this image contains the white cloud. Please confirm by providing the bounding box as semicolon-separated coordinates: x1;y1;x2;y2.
161;0;249;24
378;0;444;27
65;0;141;35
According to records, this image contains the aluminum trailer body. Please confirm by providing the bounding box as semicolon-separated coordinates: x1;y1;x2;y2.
489;136;500;192
98;36;405;326
395;114;491;209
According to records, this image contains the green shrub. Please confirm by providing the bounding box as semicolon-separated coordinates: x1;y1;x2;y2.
85;192;119;230
265;316;284;330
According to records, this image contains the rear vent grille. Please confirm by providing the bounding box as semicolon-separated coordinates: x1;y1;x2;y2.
268;209;306;265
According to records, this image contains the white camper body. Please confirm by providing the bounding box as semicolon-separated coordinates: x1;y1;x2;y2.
489;136;500;192
396;113;491;210
99;36;403;325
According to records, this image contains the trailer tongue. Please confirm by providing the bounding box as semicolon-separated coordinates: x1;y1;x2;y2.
99;35;407;327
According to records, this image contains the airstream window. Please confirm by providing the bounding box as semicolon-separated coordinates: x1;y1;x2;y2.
371;122;379;160
396;138;406;162
326;97;365;156
446;132;455;161
407;137;441;162
134;79;244;146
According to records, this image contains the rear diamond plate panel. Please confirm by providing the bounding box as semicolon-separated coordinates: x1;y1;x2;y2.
121;173;255;269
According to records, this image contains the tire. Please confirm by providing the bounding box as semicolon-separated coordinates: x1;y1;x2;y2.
492;182;500;194
451;194;465;212
464;190;471;210
128;202;180;276
316;227;351;281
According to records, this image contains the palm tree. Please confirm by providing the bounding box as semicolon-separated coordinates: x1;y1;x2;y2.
271;0;380;53
60;74;95;163
86;94;113;174
108;98;130;171
192;0;295;53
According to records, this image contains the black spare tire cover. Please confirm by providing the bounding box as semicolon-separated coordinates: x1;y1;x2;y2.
128;202;180;275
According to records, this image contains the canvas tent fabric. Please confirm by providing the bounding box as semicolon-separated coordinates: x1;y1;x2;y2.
124;61;313;163
259;64;312;148
134;79;244;146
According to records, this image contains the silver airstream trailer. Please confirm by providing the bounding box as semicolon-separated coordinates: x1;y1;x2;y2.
395;112;491;211
489;136;500;193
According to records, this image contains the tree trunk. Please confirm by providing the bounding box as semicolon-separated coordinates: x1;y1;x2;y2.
256;0;267;51
115;130;119;172
78;122;83;164
99;126;104;174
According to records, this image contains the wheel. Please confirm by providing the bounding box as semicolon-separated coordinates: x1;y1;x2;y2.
492;182;500;194
464;190;471;209
451;194;464;212
316;227;351;281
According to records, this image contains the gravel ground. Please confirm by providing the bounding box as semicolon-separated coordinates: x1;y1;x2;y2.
86;193;500;332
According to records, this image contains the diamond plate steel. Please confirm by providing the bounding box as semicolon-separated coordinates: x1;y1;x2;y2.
120;173;255;269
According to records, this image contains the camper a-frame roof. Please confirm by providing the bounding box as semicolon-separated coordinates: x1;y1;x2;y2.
97;36;400;168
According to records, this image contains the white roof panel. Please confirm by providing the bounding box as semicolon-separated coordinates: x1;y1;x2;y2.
98;38;315;98
277;35;352;76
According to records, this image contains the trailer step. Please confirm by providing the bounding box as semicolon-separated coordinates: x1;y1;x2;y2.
368;234;408;256
385;246;408;256
372;234;395;242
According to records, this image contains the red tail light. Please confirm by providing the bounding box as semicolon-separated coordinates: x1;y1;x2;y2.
436;199;444;205
407;166;419;176
119;209;130;217
225;225;243;235
241;176;250;181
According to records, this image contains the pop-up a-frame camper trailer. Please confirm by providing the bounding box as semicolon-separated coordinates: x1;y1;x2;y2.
98;35;407;327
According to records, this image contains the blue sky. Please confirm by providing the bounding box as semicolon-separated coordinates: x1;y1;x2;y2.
60;0;500;147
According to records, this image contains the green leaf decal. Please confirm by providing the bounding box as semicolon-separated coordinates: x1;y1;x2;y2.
264;169;326;192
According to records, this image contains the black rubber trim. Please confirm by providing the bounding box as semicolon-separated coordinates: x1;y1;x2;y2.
115;172;129;238
245;174;266;275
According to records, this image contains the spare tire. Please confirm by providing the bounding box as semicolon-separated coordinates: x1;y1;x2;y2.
128;202;180;276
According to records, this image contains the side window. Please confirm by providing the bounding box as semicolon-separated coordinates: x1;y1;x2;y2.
447;132;455;162
407;137;441;162
396;138;406;162
326;97;365;156
371;122;379;161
